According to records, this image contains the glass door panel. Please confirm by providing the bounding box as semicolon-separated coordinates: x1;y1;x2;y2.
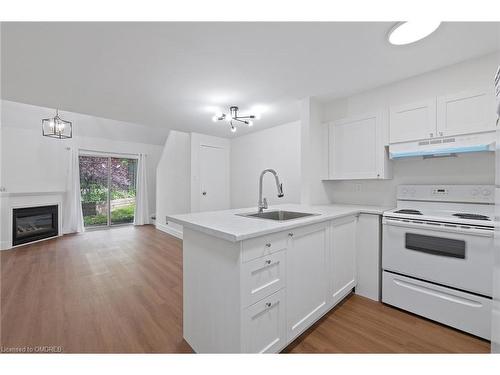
110;157;137;225
79;156;109;228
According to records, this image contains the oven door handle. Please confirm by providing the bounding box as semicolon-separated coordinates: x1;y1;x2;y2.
383;217;493;237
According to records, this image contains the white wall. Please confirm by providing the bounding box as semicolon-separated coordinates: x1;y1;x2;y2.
230;121;301;209
155;130;191;238
300;97;330;205
1;100;164;218
317;52;499;207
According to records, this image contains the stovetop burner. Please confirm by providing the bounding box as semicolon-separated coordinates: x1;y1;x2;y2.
452;213;491;221
394;209;423;215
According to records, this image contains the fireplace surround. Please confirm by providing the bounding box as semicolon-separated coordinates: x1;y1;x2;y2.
12;205;59;246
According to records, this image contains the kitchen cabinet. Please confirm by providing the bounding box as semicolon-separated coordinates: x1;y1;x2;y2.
242;289;286;353
389;87;496;144
355;214;381;301
330;215;357;305
437;87;497;137
176;208;383;353
389;99;437;143
327;112;391;180
286;222;329;341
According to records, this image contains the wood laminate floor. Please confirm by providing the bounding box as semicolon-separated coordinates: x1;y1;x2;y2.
0;226;490;353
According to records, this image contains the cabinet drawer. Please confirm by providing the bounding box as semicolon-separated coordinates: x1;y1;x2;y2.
241;231;288;262
242;289;286;353
382;271;491;339
242;250;286;307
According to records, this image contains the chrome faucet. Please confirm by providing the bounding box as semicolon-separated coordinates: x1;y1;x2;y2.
258;169;284;213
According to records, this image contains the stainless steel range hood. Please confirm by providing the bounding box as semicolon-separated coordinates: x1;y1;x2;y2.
389;132;495;159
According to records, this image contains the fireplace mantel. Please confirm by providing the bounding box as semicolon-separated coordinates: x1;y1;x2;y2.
0;191;66;198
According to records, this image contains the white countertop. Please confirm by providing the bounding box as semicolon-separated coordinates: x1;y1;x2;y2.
166;203;391;242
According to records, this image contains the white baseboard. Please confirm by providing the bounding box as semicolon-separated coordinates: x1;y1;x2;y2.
156;223;183;239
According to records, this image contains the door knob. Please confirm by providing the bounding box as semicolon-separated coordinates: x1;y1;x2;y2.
202;191;207;196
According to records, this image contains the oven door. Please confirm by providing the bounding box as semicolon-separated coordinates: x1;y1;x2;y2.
382;217;494;297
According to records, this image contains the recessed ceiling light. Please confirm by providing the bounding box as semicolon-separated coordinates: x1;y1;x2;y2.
388;21;441;46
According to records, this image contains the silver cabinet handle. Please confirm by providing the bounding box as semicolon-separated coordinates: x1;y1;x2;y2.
265;243;271;247
265;259;271;264
202;191;207;196
265;302;272;308
288;232;294;237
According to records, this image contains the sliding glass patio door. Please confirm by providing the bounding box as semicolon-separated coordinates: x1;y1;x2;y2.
79;155;138;228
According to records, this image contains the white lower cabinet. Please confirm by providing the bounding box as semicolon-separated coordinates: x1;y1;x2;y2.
183;215;380;353
242;289;286;353
241;250;286;307
330;216;357;305
286;222;330;341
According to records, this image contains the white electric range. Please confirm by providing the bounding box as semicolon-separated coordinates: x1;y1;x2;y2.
382;185;494;339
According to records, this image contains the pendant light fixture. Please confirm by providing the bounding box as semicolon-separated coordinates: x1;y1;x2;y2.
212;106;259;133
42;109;73;139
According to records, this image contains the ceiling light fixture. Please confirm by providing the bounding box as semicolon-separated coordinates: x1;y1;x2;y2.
388;21;441;45
42;109;73;139
212;106;259;133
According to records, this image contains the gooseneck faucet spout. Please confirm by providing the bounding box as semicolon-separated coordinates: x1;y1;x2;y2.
258;169;284;213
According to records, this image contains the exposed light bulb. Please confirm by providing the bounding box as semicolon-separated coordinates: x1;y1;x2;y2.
49;119;55;129
231;125;236;133
56;120;65;132
248;121;253;126
254;114;261;120
212;115;218;122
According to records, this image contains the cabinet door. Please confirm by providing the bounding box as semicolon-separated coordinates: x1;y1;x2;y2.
286;222;329;341
437;88;497;137
355;214;380;301
331;215;357;305
242;289;286;353
389;99;436;143
328;112;386;179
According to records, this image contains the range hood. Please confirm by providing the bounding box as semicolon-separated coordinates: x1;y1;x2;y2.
389;132;495;159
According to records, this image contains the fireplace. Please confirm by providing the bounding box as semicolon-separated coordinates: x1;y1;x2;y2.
12;205;58;246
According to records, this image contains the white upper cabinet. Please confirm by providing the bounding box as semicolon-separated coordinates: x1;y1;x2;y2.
437;88;497;137
327;112;391;180
389;99;437;143
389;88;496;144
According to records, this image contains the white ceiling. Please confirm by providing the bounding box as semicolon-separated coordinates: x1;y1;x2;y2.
2;22;499;138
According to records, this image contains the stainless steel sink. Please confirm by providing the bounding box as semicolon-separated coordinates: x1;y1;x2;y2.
237;210;318;221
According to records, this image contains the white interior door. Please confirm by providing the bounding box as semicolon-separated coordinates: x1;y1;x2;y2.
199;145;229;212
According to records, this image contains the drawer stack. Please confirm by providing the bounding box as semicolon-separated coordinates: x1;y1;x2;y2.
240;231;288;353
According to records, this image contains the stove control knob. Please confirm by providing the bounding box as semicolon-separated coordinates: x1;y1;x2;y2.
471;188;479;196
482;189;492;196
